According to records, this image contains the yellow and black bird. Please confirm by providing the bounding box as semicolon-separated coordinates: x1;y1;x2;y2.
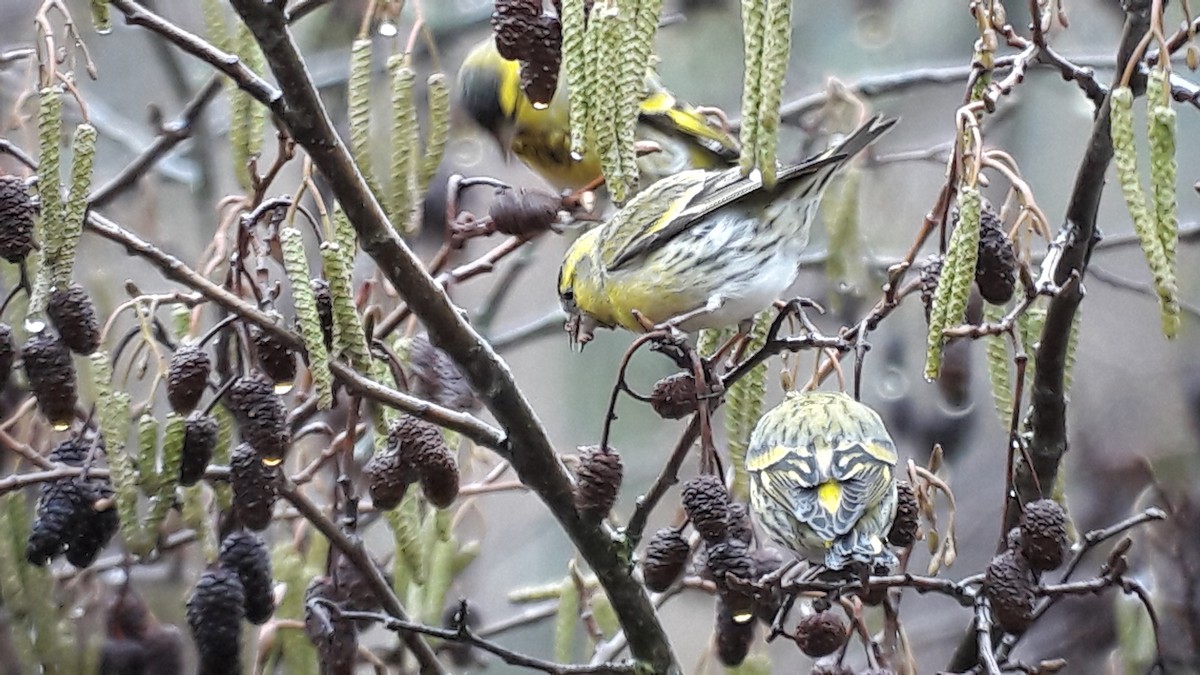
456;36;739;193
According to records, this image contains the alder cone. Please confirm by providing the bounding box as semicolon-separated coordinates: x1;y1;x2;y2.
47;283;102;354
1019;499;1068;572
714;598;755;666
0;175;35;262
304;577;358;672
975;207;1018;305
0;323;15;388
649;372;700;420
682;475;730;543
984;549;1036;633
22;332;78;427
179;412;218;487
219;530;276;625
418;447;460;509
64;482;119;568
887;480;919;548
573;446;623;520
794;611;846;658
251;326;297;387
166;345;210;414
918;255;943;323
488;189;561;239
226;371;291;464
407;334;479;412
641;528;690;593
26;477;85;565
230;443;278;531
186;566;245;675
364;448;416;510
310;278;335;351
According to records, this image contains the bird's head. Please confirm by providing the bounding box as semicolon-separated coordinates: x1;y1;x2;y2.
457;38;519;160
558;228;606;347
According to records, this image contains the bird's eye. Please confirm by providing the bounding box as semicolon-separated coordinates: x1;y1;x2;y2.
560;289;575;307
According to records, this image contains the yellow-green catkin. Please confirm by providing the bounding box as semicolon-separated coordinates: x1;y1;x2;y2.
385;491;426;593
726;309;770;500
1110;86;1177;339
273;544;319;674
738;0;766;175
420;73;450;191
589;1;626;201
697;327;732;358
982;302;1013;427
89;353;138;542
89;0;111;32
183;484;218;562
924;186;981;379
136;413;159;493
553;575;581;663
422;535;456;623
561;0;590;156
1017;302;1046;392
320;239;371;370
727;653;773;675
387;57;419;235
349;39;379;198
211;403;234;511
280;226;333;409
54;123;96;287
1;493;62;673
822;169;861;292
230;22;265;191
618;0;663;194
754;0;792;188
0;494;37;665
29;87;64;318
1147;69;1180;337
201;0;231;53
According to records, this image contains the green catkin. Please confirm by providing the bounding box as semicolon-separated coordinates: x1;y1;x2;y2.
420;73;450;192
619;0;663;194
230;22;265;190
924;186;981;380
55;123;96;287
755;0;792;188
29;87;64;318
0;494;37;665
279;226;333;409
388;56;420;235
822;169;861;290
581;0;603;154
738;0;766;175
1;493;62;673
183;485;218;562
212;403;235;511
333;204;357;258
136;413;160;494
697;327;732;358
89;353;138;545
172;304;192;341
561;0;590;156
201;0;231;53
273;544;319;674
1110;86;1177;339
553;575;581;663
1147;69;1180;338
422;536;456;623
320;240;371;370
1017;303;1046;391
349;39;379;198
385;491;426;592
134;413;184;556
590;1;626;201
590;592;619;638
89;0;111;32
728;653;773;675
726;310;770;500
1064;310;1081;394
982;302;1013;427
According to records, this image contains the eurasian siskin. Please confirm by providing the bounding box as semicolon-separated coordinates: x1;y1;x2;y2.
557;116;895;343
456;36;739;192
746;390;899;571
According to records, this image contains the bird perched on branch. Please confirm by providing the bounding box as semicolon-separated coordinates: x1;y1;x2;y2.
746;390;899;571
456;36;739;192
556;115;896;345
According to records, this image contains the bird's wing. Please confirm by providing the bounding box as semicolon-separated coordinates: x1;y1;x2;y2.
605;154;847;272
637;81;740;162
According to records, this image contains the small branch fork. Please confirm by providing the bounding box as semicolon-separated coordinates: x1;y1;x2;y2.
310;598;635;675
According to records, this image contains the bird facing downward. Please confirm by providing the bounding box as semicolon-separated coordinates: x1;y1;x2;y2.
746;391;899;572
557;115;896;344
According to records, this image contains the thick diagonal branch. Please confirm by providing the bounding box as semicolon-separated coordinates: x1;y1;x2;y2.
221;2;677;671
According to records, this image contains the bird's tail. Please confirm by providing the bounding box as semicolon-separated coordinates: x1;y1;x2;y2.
773;115;898;193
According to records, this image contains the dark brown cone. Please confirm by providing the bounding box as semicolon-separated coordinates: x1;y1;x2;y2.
919;255;943;323
519;15;562;106
887;480;919;548
106;584;154;640
310;278;334;351
65;482;119;568
641;528;690;592
488;189;561;239
0;323;13;388
226;371;291;464
251;326;297;387
231;443;278;531
726;502;754;544
573;446;623;520
1005;526;1024;552
48;436;91;466
22;332;78;427
304;577;358;671
984;549;1036;633
364;448;416;510
138;628;186;675
418;448;460;509
1019;499;1068;572
704;539;754;597
166;345;211;414
26;477;84;565
715;597;755;666
219;530;275;625
186;566;245;675
408;334;479;412
794;611;846;658
333;553;388;615
491;0;541;60
976;207;1017;305
179;412;218;487
46;283;102;354
649;372;700;420
0;175;35;262
682;475;730;543
389;414;451;459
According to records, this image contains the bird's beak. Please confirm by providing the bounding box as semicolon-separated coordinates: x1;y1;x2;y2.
489;126;516;163
565;314;598;352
